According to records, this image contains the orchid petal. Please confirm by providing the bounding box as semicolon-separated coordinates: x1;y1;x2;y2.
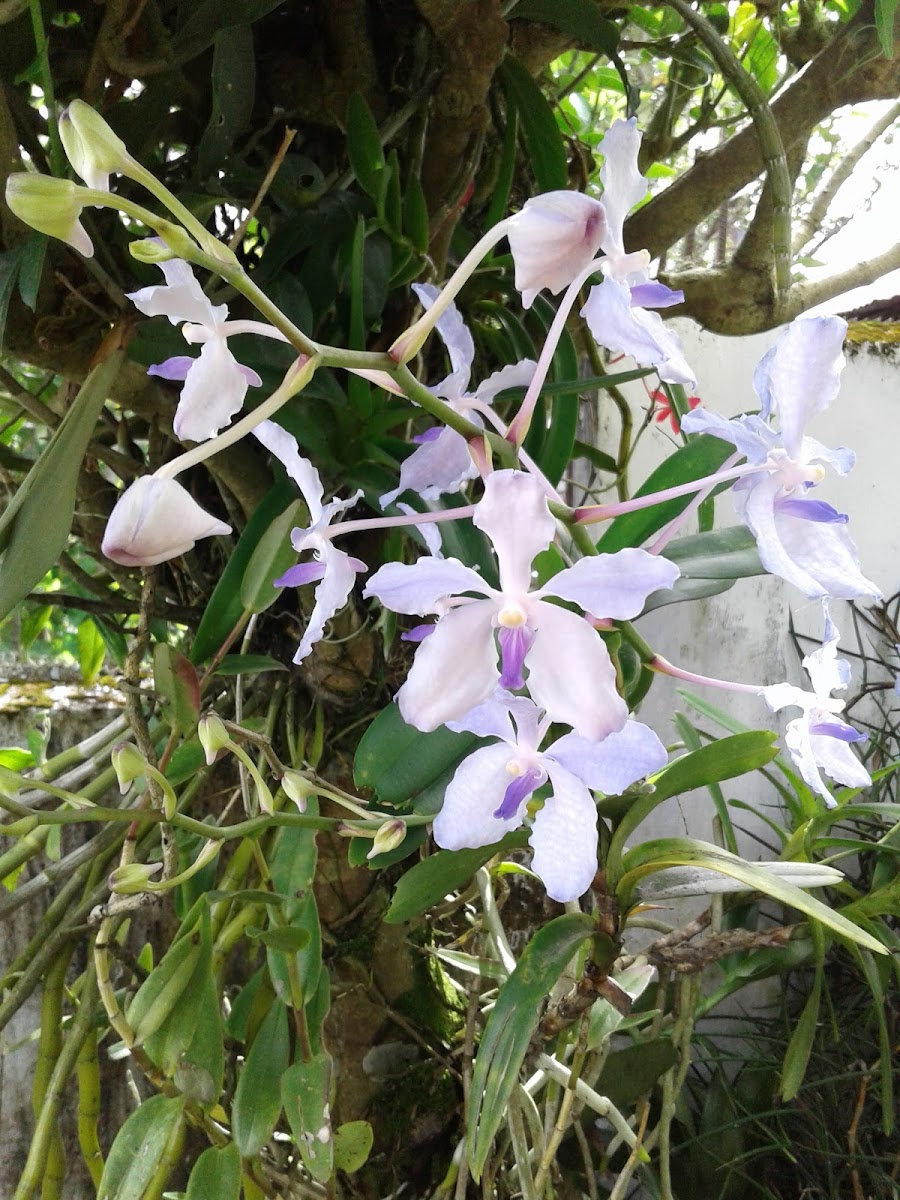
473;471;555;595
581;277;696;387
629;281;683;309
253;419;325;519
433;744;528;849
507;192;606;308
598;118;647;266
127;259;225;328
364;557;490;615
753;317;847;456
774;497;848;524
474;359;538;406
446;694;516;742
379;426;477;508
396;601;500;731
292;539;361;664
275;561;328;588
497;767;543;819
808;728;872;789
543;548;679;619
530;764;598;901
173;337;248;442
527;602;627;740
549;720;667;793
498;624;534;689
413;283;474;396
680;408;776;464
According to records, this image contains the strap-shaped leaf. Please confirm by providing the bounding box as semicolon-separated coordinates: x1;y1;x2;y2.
468;912;595;1179
0;347;123;622
186;1143;241;1200
97;1093;185;1200
500;57;567;193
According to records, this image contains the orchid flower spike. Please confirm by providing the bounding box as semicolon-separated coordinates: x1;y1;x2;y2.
127;259;289;442
102;476;231;566
253;421;366;663
381;284;536;507
762;606;871;806
580;119;694;387
435;693;667;901
365;470;679;738
682;316;880;601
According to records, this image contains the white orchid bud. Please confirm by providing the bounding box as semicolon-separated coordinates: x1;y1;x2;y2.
101;476;231;567
507;192;606;308
197;712;231;766
5;173;93;257
59;100;128;192
111;742;147;794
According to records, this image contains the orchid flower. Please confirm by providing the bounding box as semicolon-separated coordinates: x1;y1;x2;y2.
128;260;288;443
762;607;870;806
381;285;536;507
253;421;365;664
434;693;667;901
579;119;694;387
102;476;231;566
364;470;679;738
682;317;880;601
506;192;607;310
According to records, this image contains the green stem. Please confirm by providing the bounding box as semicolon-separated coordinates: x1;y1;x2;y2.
29;0;65;177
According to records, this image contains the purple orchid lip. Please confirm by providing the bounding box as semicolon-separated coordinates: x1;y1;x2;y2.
401;623;435;643
412;426;442;445
629;281;684;310
809;720;867;743
498;624;534;691
274;561;327;588
148;356;195;382
494;765;542;820
775;497;849;524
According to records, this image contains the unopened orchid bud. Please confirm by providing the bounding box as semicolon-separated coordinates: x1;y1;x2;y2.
507;192;606;308
5;174;93;257
59;100;128;192
198;712;231;766
108;861;162;894
101;476;231;567
282;769;314;813
112;742;147;794
367;819;407;860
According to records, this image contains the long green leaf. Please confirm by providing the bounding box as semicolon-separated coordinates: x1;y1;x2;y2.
468;912;595;1178
0;349;123;622
186;1143;241;1200
232;999;290;1157
500;57;567;193
617;837;887;953
97;1094;185;1200
513;0;620;55
385;834;525;923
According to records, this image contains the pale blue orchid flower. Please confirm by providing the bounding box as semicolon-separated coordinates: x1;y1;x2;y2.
579;119;694;387
434;693;667;901
381;284;537;508
128;260;287;443
364;470;679;738
763;606;870;806
682;316;880;601
253;421;365;664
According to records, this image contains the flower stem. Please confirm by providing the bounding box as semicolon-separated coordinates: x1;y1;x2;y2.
574;460;764;524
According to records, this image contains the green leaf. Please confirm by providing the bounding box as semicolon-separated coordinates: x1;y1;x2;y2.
145;911;214;1076
402;172;429;254
191;480;293;663
605;732;779;883
248;924;311;953
97;1094;185;1200
126;928;202;1045
354;702;480;813
617;837;887;953
500;57;567;193
468;912;595;1178
232;999;290;1157
153;643;201;736
281;1052;334;1182
17;233;47;310
215;654;288;675
661;525;763;580
77;618;107;685
19;603;52;654
875;0;897;55
239;498;305;614
0;747;33;770
170;0;287;57
0;350;123;623
197;24;256;176
0;244;24;351
596;434;735;553
594;1039;678;1107
346;92;385;200
779;927;824;1100
186;1143;241;1200
176;969;225;1108
333;1120;374;1173
513;0;620;56
385;835;525;923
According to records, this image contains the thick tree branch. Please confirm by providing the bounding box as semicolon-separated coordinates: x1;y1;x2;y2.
626;0;900;260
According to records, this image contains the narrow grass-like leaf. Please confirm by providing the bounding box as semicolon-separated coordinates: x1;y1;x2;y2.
468;912;595;1178
500;57;567;193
